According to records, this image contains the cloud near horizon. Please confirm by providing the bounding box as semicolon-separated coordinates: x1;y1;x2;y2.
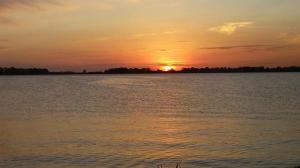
198;44;290;51
209;21;253;35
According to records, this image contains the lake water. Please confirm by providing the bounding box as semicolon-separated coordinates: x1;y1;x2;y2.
0;73;299;168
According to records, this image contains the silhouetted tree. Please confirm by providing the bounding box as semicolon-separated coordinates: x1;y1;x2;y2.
104;67;152;74
0;67;49;75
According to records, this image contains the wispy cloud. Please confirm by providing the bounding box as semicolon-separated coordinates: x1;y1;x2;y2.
133;30;178;38
0;16;16;25
127;0;143;4
134;32;157;38
198;44;289;51
279;33;300;44
0;0;60;10
0;46;9;50
162;30;177;35
0;0;62;25
198;44;269;50
154;62;188;67
0;38;9;42
209;21;253;35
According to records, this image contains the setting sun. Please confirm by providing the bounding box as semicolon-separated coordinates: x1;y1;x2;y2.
162;65;176;71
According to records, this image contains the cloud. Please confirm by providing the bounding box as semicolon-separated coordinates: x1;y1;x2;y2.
209;21;253;35
162;30;177;35
198;44;269;50
134;30;178;38
155;62;187;67
0;0;62;25
176;40;192;43
198;44;289;51
279;33;300;44
0;0;144;24
0;38;9;42
127;0;143;4
159;49;170;52
0;16;16;25
134;32;157;38
0;46;9;50
0;0;60;10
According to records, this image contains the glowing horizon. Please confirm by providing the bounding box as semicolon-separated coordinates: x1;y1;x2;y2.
0;0;300;71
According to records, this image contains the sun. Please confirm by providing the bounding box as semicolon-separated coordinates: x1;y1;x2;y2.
162;65;176;72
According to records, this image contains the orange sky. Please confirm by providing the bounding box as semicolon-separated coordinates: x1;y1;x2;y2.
0;0;300;70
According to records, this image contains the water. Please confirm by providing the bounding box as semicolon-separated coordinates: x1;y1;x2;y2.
0;73;299;168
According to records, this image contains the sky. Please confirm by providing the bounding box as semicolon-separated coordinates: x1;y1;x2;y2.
0;0;300;71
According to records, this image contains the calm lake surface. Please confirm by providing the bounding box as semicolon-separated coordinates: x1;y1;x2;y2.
0;73;300;168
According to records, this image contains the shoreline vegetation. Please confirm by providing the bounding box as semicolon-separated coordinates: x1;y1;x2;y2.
0;66;300;75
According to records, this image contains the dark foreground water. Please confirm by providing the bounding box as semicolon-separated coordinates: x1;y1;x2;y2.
0;73;299;168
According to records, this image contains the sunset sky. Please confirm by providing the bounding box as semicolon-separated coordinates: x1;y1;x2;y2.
0;0;300;70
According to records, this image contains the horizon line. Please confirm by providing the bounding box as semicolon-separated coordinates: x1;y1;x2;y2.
1;66;300;75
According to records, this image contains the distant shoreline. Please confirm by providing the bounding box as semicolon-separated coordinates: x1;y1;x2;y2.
0;66;300;75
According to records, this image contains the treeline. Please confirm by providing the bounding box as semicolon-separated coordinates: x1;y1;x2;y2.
103;66;300;74
104;67;153;74
181;66;300;73
0;66;300;75
0;67;49;75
